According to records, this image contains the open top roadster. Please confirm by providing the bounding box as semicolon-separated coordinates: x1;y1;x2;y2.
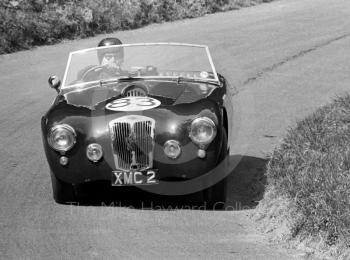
42;40;234;206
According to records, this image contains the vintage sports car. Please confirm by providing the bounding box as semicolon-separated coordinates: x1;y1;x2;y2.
42;40;234;206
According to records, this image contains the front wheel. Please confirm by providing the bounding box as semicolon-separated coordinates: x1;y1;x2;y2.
202;130;229;210
50;173;78;204
203;178;227;210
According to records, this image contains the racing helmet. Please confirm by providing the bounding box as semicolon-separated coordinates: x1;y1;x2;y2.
97;37;124;63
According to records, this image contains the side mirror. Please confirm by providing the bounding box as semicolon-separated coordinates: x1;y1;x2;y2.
48;75;61;92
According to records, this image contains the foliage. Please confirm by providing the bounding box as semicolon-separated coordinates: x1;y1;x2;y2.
0;0;272;54
257;94;350;258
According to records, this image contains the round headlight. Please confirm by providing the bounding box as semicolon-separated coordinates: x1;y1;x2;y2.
86;143;103;162
189;117;217;146
48;124;76;152
164;140;181;159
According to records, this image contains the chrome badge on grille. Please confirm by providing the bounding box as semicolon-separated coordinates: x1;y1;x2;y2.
109;115;155;171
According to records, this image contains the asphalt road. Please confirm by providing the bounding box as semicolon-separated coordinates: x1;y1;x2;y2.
1;0;350;259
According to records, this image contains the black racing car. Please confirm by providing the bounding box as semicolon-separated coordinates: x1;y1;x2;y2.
42;40;234;206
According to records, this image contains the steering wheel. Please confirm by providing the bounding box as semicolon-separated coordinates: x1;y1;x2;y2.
80;65;109;81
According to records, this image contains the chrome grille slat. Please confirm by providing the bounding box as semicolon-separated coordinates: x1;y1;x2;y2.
119;123;124;168
109;115;155;171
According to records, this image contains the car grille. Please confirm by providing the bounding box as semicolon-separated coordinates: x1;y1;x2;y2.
124;88;147;97
109;115;155;171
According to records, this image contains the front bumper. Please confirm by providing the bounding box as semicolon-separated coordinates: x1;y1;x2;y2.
43;135;223;185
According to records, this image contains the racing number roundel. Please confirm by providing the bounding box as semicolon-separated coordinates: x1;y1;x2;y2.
105;97;161;111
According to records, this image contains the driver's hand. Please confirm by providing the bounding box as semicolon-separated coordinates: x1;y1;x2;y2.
99;66;122;79
104;62;118;70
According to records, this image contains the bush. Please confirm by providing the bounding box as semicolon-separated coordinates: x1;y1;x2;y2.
0;0;271;54
256;94;350;258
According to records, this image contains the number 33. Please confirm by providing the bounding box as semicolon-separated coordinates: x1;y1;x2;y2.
106;97;161;111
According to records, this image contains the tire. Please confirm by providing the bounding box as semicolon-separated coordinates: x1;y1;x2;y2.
203;130;229;210
203;178;227;210
50;173;78;204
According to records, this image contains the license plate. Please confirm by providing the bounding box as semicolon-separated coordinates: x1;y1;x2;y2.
111;169;158;186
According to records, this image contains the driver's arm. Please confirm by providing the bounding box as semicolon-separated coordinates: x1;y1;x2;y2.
77;65;98;80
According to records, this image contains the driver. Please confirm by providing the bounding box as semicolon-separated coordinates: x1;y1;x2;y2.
97;37;124;73
77;37;125;81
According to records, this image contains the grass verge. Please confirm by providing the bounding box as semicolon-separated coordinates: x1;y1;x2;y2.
255;94;350;259
0;0;273;54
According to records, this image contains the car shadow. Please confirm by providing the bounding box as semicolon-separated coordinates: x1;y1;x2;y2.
225;155;268;209
74;155;268;210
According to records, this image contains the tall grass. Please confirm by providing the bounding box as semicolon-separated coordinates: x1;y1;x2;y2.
0;0;273;54
256;94;350;259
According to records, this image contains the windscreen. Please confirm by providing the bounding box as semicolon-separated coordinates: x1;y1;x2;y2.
62;43;219;87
